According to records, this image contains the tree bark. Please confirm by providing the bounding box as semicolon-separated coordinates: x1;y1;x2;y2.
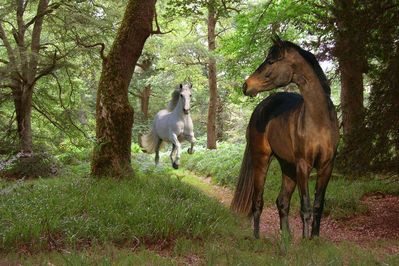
140;85;151;120
207;2;218;149
91;0;156;177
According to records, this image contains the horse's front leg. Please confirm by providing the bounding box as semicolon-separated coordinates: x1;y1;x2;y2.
169;144;176;166
170;134;181;169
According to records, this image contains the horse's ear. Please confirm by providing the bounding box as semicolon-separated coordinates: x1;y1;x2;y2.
272;34;283;47
189;84;193;90
179;84;183;91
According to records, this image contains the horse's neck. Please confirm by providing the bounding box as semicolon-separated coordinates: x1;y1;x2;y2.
295;61;331;126
171;98;185;120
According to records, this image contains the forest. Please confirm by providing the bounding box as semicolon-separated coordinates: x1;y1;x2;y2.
0;0;398;264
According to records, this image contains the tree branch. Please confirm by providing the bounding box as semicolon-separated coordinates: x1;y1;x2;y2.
0;22;17;66
129;90;143;99
33;51;57;84
150;8;173;35
50;72;93;140
25;2;61;29
29;0;50;84
221;0;240;14
75;36;106;61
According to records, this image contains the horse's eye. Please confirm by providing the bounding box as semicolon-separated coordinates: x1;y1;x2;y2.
190;95;192;97
180;94;183;97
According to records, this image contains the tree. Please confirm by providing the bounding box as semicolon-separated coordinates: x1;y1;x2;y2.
91;0;157;177
206;0;218;149
0;0;62;153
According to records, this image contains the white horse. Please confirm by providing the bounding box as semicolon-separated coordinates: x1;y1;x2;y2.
140;84;195;169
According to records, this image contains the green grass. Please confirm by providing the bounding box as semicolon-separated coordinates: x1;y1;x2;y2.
1;246;179;265
181;142;399;218
0;162;238;253
2;236;398;265
1;153;398;264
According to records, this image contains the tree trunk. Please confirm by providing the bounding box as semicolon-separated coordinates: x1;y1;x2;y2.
12;84;33;153
338;58;365;139
91;0;156;177
207;2;218;149
140;85;151;120
333;0;366;151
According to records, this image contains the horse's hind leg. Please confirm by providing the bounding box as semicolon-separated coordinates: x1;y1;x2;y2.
276;163;296;236
155;139;162;165
250;131;272;239
186;135;195;154
311;162;333;237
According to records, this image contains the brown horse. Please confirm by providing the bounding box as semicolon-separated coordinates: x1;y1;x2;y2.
231;37;339;239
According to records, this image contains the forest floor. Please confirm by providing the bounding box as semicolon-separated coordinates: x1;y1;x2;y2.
183;171;399;255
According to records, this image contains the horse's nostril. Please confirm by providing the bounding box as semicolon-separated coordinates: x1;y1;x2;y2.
242;82;248;94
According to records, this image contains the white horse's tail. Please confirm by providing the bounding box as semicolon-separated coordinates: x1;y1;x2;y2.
140;129;159;154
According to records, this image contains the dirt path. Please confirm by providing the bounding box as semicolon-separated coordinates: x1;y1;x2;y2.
198;176;399;254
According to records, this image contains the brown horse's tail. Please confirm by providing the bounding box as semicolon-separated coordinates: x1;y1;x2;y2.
231;142;254;216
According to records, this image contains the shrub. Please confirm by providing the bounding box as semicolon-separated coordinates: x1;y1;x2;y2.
0;152;59;179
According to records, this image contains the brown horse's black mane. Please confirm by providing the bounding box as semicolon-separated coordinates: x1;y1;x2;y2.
257;41;331;96
251;92;303;133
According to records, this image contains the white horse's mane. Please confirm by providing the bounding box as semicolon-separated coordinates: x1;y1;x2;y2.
167;88;180;111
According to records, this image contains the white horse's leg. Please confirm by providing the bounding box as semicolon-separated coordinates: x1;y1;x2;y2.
186;135;195;154
155;139;162;165
169;144;176;165
170;134;181;169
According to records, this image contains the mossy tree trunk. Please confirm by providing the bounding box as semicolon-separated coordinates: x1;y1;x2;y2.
91;0;156;177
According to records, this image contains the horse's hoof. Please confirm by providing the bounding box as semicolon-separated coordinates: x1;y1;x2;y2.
187;148;194;154
172;162;179;169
